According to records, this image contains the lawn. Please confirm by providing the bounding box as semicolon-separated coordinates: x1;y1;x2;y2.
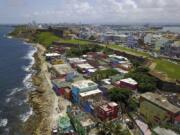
108;44;150;57
106;44;180;81
59;39;90;45
34;32;59;47
154;59;180;80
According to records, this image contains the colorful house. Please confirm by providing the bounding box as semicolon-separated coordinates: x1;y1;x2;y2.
115;78;138;90
140;92;180;125
96;102;119;121
71;80;98;103
76;63;95;74
51;64;76;79
52;79;72;96
67;106;96;135
58;116;75;134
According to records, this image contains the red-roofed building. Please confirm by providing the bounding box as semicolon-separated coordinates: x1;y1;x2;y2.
97;102;118;121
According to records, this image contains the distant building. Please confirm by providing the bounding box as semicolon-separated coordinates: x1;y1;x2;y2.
127;35;138;48
160;41;180;58
140;92;180;125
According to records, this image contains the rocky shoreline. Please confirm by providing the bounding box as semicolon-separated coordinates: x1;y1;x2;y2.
23;44;55;135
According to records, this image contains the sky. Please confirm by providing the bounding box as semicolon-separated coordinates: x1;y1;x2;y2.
0;0;180;24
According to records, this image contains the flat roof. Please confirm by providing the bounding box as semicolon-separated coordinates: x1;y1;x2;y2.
77;63;94;69
53;64;74;75
67;57;86;63
109;54;128;61
80;117;95;127
108;102;118;107
120;78;137;85
45;53;60;57
135;120;151;135
141;92;180;114
79;89;102;97
72;80;97;90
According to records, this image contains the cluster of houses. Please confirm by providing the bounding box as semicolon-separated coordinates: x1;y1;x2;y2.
45;49;140;134
45;44;180;135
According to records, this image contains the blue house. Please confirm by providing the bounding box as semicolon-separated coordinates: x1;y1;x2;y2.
71;80;98;104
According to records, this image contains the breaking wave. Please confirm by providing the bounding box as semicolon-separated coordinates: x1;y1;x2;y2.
0;118;8;127
7;87;23;96
19;108;33;122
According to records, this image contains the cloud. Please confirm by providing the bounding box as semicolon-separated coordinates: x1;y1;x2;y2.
1;0;180;24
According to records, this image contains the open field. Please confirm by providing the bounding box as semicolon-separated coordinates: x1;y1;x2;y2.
59;38;91;45
107;44;180;81
154;59;180;80
34;32;59;47
108;44;151;57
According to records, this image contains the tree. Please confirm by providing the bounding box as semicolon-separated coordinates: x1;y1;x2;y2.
108;88;132;105
89;35;96;40
125;67;157;93
97;121;130;135
128;98;138;112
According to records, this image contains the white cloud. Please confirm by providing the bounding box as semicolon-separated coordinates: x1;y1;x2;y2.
18;0;180;24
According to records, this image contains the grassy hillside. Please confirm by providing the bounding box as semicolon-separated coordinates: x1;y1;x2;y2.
108;44;150;57
34;32;59;48
107;44;180;81
154;59;180;80
59;39;90;45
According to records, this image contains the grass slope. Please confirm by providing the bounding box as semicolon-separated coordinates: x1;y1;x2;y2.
107;44;180;81
34;32;59;47
59;39;90;45
154;59;180;80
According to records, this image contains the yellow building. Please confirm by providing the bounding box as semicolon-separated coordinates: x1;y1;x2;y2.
140;92;180;125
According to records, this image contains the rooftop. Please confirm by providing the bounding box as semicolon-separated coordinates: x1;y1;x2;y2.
135;119;151;135
72;80;97;91
68;106;95;127
45;53;61;57
109;54;128;61
53;64;74;75
79;89;102;97
120;78;138;85
67;57;86;63
77;63;94;69
141;92;180;114
100;102;118;112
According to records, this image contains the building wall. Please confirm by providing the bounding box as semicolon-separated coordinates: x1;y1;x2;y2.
71;87;80;103
140;98;173;125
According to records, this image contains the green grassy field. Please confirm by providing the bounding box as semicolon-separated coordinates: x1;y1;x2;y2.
108;44;150;57
59;39;90;45
34;32;59;47
107;44;180;81
154;59;180;80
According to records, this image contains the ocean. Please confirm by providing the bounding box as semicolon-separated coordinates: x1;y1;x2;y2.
0;26;37;135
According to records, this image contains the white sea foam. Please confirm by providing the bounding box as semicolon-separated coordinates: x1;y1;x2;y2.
22;47;37;72
0;119;8;127
19;108;33;122
7;36;12;39
5;97;12;103
22;46;37;89
7;88;23;96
